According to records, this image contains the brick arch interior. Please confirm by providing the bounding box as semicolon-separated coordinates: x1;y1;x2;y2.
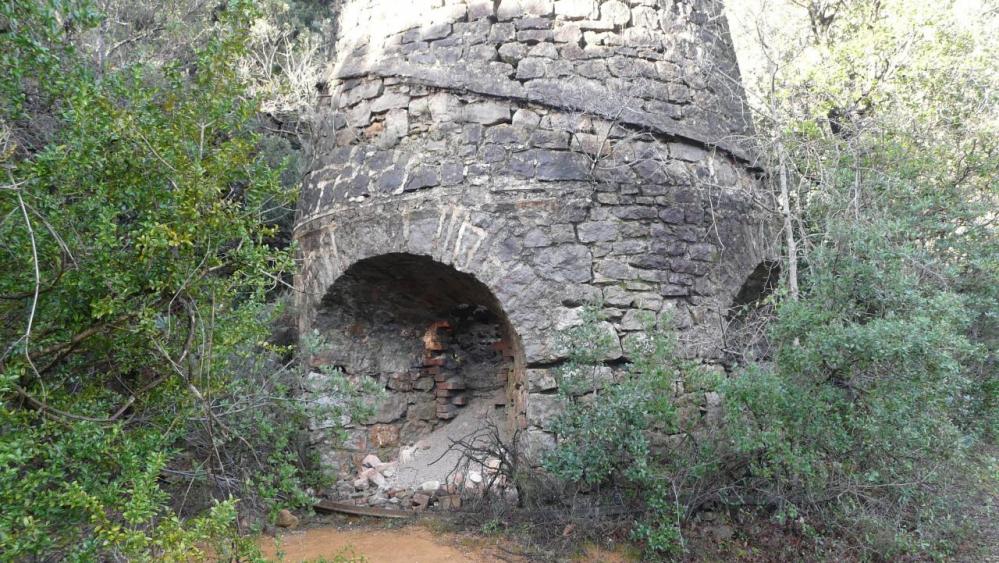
308;252;527;482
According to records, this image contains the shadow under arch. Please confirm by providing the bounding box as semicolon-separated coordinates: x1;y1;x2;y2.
309;253;528;483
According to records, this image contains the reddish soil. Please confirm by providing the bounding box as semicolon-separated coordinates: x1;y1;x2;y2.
257;521;640;562
259;525;511;562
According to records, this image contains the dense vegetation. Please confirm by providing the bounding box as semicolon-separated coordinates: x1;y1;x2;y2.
0;0;363;559
1;0;996;560
544;0;999;559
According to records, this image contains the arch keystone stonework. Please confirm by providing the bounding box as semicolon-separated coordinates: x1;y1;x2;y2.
294;0;777;498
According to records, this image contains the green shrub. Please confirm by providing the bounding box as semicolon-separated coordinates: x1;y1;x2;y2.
720;222;988;558
546;270;994;559
0;0;361;558
543;308;720;559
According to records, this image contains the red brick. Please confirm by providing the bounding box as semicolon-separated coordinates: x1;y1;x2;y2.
439;377;466;390
422;321;452;351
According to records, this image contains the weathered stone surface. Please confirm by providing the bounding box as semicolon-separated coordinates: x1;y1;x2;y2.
600;1;631;26
555;0;593;19
296;0;779;476
276;509;299;528
526;394;564;430
527;368;558;392
370;91;410;113
520;428;556;460
462;101;511;125
534;150;590;181
367;394;408;424
369;424;400;448
577;221;618;243
535;244;592;283
404;166;439;191
407;400;437;421
497;0;555;21
513;108;542;129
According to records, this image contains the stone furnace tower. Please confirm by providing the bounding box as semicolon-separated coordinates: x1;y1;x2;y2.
295;0;776;489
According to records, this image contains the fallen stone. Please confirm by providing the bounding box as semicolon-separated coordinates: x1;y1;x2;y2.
713;524;735;541
369;424;400;448
412;493;431;511
336;482;356;497
353;475;370;491
419;480;441;492
368;470;387;489
376;461;398;477
276;509;299;529
439;494;462;509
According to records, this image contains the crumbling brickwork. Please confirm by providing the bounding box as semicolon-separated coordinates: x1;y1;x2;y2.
295;0;777;494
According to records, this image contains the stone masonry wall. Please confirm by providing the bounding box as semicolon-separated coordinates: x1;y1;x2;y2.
296;0;777;472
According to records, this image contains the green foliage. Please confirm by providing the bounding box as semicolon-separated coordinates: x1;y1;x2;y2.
719;223;988;557
0;0;355;559
544;308;717;559
725;0;999;557
170;325;377;527
545;309;676;488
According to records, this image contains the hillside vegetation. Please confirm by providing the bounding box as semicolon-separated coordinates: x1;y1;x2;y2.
1;0;996;560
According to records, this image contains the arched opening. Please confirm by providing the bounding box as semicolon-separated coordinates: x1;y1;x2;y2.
724;260;780;365
730;260;780;311
310;253;525;497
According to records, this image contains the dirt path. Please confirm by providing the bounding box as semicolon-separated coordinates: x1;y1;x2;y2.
258;525;512;562
257;521;637;563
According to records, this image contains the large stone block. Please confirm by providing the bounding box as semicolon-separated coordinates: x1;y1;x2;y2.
534;244;593;283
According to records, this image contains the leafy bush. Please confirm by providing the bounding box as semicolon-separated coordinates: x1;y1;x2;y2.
722;0;998;557
547;275;994;559
720;221;989;558
0;0;360;558
543;309;724;559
